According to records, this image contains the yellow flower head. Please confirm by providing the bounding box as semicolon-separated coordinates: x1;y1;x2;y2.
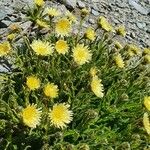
55;18;71;37
65;11;77;23
36;19;49;28
143;48;150;55
73;44;92;65
46;8;61;17
26;75;40;90
90;67;98;77
22;104;42;128
81;8;89;17
144;55;150;64
0;41;11;57
34;0;44;7
143;112;150;135
91;75;104;98
116;25;126;37
114;41;123;49
49;103;73;128
114;54;125;68
30;40;53;56
85;27;96;41
98;16;113;32
144;96;150;111
55;40;69;54
7;33;16;41
44;83;59;98
127;44;141;56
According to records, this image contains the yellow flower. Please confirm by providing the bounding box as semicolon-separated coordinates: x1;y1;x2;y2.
7;33;16;41
98;16;113;32
144;96;150;111
26;76;40;90
49;103;73;128
0;41;11;57
46;8;61;17
81;8;89;17
114;54;125;68
85;27;96;41
114;41;123;49
90;67;98;77
143;112;150;135
73;44;92;65
44;83;59;98
30;40;53;56
143;48;150;55
36;19;49;28
55;18;71;36
22;104;42;128
65;11;77;23
55;40;69;54
91;75;104;98
116;25;126;37
127;44;141;56
34;0;44;7
144;55;150;64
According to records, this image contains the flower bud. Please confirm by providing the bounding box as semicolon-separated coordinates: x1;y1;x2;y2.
81;8;89;18
85;109;98;120
121;93;129;101
118;142;130;150
66;144;75;150
79;144;90;150
114;41;123;49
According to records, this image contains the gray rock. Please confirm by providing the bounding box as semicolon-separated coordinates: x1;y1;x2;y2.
116;2;127;8
0;12;7;20
77;0;85;8
12;0;34;10
0;65;9;73
0;28;7;35
130;32;136;38
113;18;120;24
88;18;95;24
91;4;99;11
0;21;7;28
61;0;77;9
91;0;99;3
128;0;150;15
91;9;100;16
83;23;88;28
146;25;150;33
20;21;32;31
57;4;68;13
0;20;11;27
136;22;146;29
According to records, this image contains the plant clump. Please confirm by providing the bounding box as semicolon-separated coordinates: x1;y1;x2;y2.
0;0;150;149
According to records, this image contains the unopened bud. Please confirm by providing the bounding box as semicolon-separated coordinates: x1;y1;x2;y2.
81;8;89;18
66;144;75;150
79;144;90;150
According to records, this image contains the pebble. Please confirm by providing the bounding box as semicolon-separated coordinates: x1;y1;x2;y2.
0;65;9;73
130;32;136;39
136;22;146;29
113;18;120;24
77;0;85;8
91;9;100;16
88;18;95;24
